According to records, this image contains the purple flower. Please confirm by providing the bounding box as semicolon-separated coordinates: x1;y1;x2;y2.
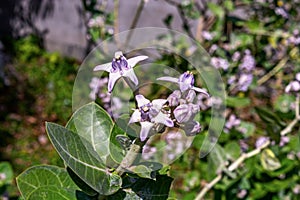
239;50;255;72
94;51;148;92
210;57;229;71
224;114;241;133
279;136;290;147
183;121;201;136
275;7;289;19
157;71;209;96
129;95;174;141
232;51;241;62
255;136;269;149
202;31;214;41
238;73;253;91
167;90;181;107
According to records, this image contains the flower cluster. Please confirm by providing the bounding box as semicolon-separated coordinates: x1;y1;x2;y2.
157;71;209;136
224;114;241;133
94;52;209;142
129;95;174;141
228;50;255;93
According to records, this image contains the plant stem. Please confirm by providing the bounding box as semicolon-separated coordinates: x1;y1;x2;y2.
115;138;144;176
124;0;146;48
257;57;288;86
113;0;121;49
257;47;297;86
281;93;300;136
195;174;222;200
195;140;270;200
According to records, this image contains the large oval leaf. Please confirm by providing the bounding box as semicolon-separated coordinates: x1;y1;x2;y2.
66;102;114;163
46;122;122;195
16;165;79;200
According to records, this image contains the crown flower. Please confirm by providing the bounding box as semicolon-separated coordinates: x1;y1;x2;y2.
157;71;209;96
129;95;174;141
93;51;148;92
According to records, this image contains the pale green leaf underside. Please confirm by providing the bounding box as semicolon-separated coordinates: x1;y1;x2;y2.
66;102;114;162
16;165;78;200
46;122;122;195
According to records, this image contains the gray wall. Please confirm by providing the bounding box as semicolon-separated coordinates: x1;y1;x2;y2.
0;0;199;60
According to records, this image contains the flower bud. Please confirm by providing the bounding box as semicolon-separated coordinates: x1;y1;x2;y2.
183;121;201;136
174;103;198;123
178;71;194;92
186;90;196;103
167;90;181;107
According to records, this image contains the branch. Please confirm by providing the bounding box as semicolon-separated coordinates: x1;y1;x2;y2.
257;47;297;86
195;140;270;200
257;57;288;86
113;0;121;49
124;0;146;48
115;138;144;176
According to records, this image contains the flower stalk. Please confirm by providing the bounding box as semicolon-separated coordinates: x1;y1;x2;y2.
115;138;145;176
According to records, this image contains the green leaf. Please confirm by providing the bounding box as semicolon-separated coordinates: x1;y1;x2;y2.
0;162;14;187
208;144;228;175
226;96;250;108
66;167;98;196
123;175;173;200
207;3;225;18
66;102;114;163
109;125;128;164
274;94;295;113
128;165;153;179
260;149;281;171
255;107;286;127
27;186;77;200
16;165;79;200
238;121;256;138
46;122;122;195
107;189;142;200
224;141;241;160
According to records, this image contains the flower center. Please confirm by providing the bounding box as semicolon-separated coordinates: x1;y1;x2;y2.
139;103;152;121
111;56;129;74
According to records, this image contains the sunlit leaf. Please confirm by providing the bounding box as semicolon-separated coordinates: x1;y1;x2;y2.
16;165;79;200
66;102;114;163
109;125;129;164
46;122;122;195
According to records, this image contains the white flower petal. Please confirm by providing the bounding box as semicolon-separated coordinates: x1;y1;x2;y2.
127;55;148;68
124;68;139;86
108;72;121;92
192;86;210;97
152;112;174;127
93;62;111;72
140;121;154;141
136;95;150;107
129;109;141;123
157;76;179;83
152;99;167;110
